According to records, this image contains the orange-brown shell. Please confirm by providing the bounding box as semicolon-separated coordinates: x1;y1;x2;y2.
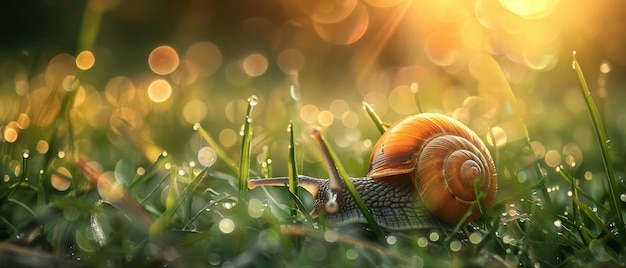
367;113;497;224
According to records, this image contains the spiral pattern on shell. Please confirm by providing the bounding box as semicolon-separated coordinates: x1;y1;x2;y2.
367;113;497;224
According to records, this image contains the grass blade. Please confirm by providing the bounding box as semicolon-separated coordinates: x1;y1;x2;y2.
194;123;239;175
238;95;257;205
310;128;385;240
572;52;626;246
287;122;299;217
362;102;387;133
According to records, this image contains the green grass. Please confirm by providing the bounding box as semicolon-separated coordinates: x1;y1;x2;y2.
0;55;625;268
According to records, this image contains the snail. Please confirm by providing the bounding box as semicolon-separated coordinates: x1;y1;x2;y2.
248;113;497;230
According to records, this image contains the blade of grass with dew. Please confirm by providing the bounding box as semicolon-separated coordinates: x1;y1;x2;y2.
475;55;554;211
130;151;170;190
287;122;300;217
165;165;178;211
573;52;626;246
238;95;257;205
149;167;209;238
557;165;590;244
194;123;239;175
362;102;387;133
310;128;385;240
261;145;272;178
284;185;315;224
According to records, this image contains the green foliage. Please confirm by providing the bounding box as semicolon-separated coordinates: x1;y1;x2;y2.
1;56;626;268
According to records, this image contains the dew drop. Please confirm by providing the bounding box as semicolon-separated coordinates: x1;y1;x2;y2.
162;151;169;157
193;123;200;131
239;124;245;136
620;194;626;202
58;151;66;159
410;82;419;93
248;95;258;107
22;150;30;159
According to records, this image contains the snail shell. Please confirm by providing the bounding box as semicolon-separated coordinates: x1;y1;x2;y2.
368;113;497;224
248;113;497;230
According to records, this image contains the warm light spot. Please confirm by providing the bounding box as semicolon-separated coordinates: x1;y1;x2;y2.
224;60;250;86
341;111;359;128
36;140;49;154
16;113;30;129
197;146;217;167
530;141;546;159
105;76;136;107
76;51;95;70
487;126;507;148
317;110;334;126
51;167;72;191
183;99;208;124
3;126;18;143
363;0;402;8
185;41;222;76
363;91;388;116
311;0;357;24
598;61;612;74
499;0;558;19
424;33;459;67
329;99;349;118
313;2;369;45
170;60;199;86
148;79;172;103
562;143;583;167
46;53;76;88
149;46;180;75
97;171;124;202
14;75;29;96
277;49;305;74
389;85;417;114
62;75;79;91
224;99;247;123
300;104;320;124
584;171;592;180
219;128;237;148
242;53;268;77
544;150;561;167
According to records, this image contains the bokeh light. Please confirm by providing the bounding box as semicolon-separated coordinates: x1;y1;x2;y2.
242;53;268;77
51;167;72;191
149;45;180;75
185;42;222;76
147;79;173;103
312;2;369;45
76;51;95;70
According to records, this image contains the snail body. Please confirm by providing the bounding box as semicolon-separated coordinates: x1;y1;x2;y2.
248;113;497;230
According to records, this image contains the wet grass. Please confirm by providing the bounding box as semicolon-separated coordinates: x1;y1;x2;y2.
0;56;625;267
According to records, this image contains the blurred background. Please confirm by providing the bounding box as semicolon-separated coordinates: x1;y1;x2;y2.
1;0;626;187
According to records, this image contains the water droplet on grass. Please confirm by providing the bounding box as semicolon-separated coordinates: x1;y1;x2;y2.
248;95;258;106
